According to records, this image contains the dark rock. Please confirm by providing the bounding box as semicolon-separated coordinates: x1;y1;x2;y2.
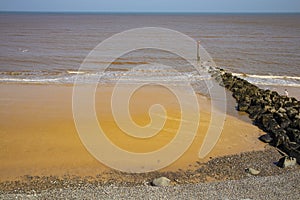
286;107;298;119
290;149;300;164
262;105;273;113
261;114;274;130
273;112;288;124
290;118;300;129
238;102;250;112
284;100;294;108
287;128;300;143
212;68;300;166
259;134;273;143
247;105;262;120
233;93;243;102
271;130;288;147
280;118;292;129
249;110;262;120
289;142;300;150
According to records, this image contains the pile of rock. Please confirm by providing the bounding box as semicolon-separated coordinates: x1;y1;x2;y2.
212;69;300;164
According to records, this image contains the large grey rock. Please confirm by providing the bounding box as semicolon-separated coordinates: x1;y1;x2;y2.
277;156;297;168
152;177;170;187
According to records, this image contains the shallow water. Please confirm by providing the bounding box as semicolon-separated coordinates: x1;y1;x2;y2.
0;13;300;88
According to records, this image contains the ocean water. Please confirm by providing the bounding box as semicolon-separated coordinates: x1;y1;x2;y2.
0;13;300;87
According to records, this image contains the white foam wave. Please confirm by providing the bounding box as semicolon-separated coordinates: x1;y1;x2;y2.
232;73;300;80
67;71;86;74
1;68;299;88
233;73;300;87
0;70;211;85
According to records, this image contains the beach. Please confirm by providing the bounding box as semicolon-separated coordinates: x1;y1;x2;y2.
0;83;267;181
1;82;299;198
1;13;300;198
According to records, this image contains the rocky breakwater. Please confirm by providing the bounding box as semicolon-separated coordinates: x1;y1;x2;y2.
211;69;300;165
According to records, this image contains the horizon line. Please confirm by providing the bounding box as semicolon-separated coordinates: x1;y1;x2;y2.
1;10;300;14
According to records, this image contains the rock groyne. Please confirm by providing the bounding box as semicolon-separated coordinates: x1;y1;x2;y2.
211;69;300;164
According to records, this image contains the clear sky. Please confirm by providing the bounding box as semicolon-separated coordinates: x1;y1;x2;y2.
0;0;299;13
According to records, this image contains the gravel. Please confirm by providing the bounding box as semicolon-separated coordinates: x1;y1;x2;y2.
1;171;299;200
1;146;299;199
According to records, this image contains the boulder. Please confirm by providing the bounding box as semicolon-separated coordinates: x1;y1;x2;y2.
287;128;300;143
273;112;288;124
284;100;294;108
259;134;273;143
233;93;243;102
248;106;261;119
278;107;286;113
238;102;250;112
280;118;292;129
262;105;273;113
290;118;300;129
248;106;262;120
151;177;170;187
286;107;298;119
271;130;288;147
277;156;297;168
261;114;274;130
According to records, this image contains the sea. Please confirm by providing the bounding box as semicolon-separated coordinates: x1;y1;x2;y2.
0;13;300;91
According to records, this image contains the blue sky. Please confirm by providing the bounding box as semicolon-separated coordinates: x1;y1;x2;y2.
0;0;300;13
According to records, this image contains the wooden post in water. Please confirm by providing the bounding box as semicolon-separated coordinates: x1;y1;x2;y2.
197;40;201;63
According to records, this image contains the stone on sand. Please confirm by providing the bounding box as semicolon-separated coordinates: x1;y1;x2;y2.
152;177;170;187
245;168;260;175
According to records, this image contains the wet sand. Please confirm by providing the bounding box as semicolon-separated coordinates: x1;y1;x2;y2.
0;83;265;182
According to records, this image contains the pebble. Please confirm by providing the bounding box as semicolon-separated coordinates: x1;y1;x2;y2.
152;177;170;187
245;168;260;175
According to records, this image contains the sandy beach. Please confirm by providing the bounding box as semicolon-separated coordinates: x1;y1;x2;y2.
0;1;300;197
0;83;267;182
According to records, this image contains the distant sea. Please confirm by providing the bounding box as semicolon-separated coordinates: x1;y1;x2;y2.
0;12;299;88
